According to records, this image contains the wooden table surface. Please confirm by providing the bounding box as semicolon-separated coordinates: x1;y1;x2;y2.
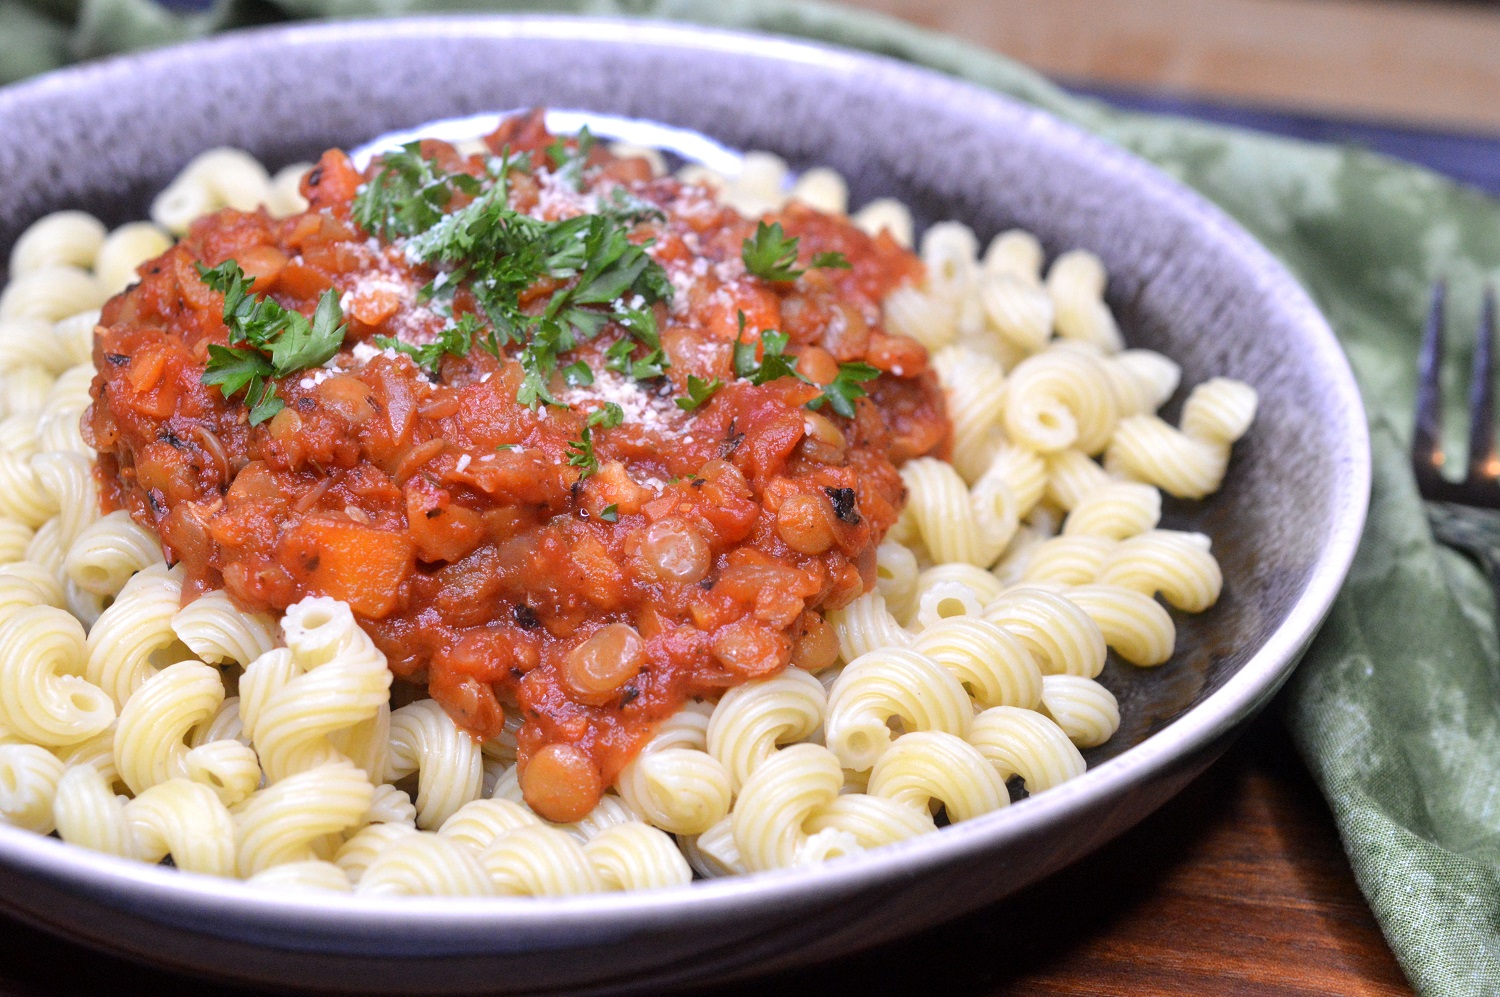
0;709;1413;996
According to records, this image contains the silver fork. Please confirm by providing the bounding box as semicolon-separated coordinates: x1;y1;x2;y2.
1412;281;1500;584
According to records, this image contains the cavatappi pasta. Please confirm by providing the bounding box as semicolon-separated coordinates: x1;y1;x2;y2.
0;129;1255;896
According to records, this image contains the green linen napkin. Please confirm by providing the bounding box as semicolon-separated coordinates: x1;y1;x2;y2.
6;2;1500;993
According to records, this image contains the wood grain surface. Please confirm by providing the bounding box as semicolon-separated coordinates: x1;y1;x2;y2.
0;712;1412;996
832;0;1500;134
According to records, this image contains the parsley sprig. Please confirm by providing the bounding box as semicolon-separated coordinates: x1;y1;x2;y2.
809;361;881;419
197;261;346;425
676;375;723;412
565;403;626;479
733;312;811;387
353;142;483;242
359;147;673;409
375;313;481;374
741;221;851;283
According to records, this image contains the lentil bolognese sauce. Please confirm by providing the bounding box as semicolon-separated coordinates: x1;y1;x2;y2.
84;110;949;822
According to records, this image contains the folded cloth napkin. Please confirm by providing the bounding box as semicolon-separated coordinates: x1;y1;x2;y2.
5;2;1500;993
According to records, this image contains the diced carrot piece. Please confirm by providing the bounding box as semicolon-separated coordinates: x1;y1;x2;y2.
285;517;414;618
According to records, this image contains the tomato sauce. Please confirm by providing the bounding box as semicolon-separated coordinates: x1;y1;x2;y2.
85;112;950;820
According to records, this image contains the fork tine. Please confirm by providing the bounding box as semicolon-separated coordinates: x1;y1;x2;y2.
1467;286;1498;483
1413;280;1447;484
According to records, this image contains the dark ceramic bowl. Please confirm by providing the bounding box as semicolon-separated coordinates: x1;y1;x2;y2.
0;17;1369;995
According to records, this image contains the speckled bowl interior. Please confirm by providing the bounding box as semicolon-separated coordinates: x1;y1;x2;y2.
0;17;1369;996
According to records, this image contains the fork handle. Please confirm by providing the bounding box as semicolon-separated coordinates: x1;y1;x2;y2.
1426;502;1500;600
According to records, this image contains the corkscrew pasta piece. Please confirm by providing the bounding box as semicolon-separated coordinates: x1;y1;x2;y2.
1045;249;1123;353
900;457;1017;567
909;616;1043;711
266;163;315;218
1043;448;1114;511
151;148;274;235
824;647;972;772
83;563;185;708
235;760;375;876
0;515;34;563
982;587;1107;679
0;318;75;375
977;270;1054;355
357;830;494;897
336;822;418;882
482;823;602;896
240;597;392;783
617;701;732;834
1063;584;1176;667
0;744;66;833
867;731;1009;823
969;706;1086;794
9;211;106;276
0;604;114;747
1180;377;1259;446
850;197;914;248
385;699;482;830
584;822;694;891
1062;481;1161;540
913;563;1005;629
1107;349;1181;416
247;860;353;894
827;589;913;662
931;345;1007;482
129;778;238;876
803;792;937;848
437;798;540;852
920;221;980;299
731;743;844;872
1097;530;1222;612
94;222;173;294
182;738;263;807
873;541;920;625
1039;675;1121;749
0;265;108;323
53;763;133;857
882;284;958;353
170;589;277;667
1002;345;1120;455
1104;379;1255;500
112;659;226;795
978;443;1048;521
1105;414;1230;500
0;433;57;529
789;167;848;215
1020;535;1114;586
680;815;745;879
706;669;825;794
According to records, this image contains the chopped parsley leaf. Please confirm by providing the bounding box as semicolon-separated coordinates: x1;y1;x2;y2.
588;402;625;429
375;313;481;375
605;338;670;381
598;503;619;523
352;141;482;241
732;312;810;387
808;360;881;419
547;126;595;191
566;426;599;477
741;221;851;282
676;375;723;411
197;260;346;425
562;360;595;387
350;144;673;411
